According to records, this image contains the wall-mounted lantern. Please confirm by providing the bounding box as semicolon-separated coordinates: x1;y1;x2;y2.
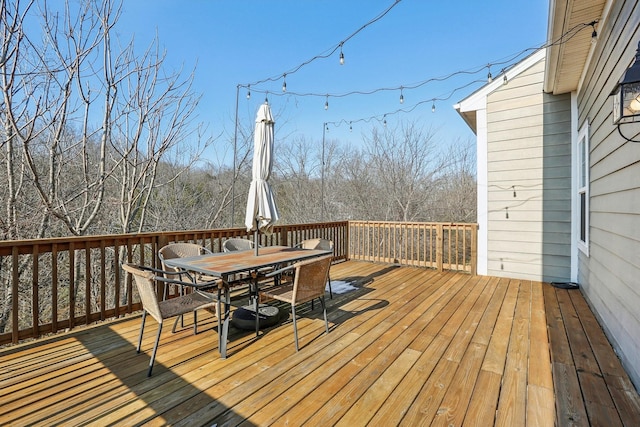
611;41;640;142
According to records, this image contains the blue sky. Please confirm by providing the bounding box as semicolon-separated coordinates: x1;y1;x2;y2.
117;1;549;164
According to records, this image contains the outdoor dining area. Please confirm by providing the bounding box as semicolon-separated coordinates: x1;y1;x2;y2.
128;239;335;375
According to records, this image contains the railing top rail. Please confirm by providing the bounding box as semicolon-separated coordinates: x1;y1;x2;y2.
0;220;477;248
0;222;351;254
349;220;478;226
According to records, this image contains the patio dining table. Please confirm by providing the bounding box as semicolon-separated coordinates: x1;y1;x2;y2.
163;245;332;358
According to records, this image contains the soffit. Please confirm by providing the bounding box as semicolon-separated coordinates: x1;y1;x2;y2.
544;0;608;94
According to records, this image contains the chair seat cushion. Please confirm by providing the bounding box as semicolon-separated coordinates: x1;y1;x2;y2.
260;283;294;302
159;291;217;319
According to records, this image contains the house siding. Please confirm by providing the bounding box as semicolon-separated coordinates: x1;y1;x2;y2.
575;0;640;388
485;58;573;282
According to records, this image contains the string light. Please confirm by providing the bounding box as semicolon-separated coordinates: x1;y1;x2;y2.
349;121;353;132
590;20;598;44
239;0;402;89
399;87;404;104
487;64;493;82
339;43;345;65
282;74;287;92
431;100;436;113
246;85;251;100
323;80;481;132
324;95;329;110
383;114;387;126
502;69;508;85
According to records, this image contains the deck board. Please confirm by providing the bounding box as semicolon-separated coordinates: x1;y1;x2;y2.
1;260;639;426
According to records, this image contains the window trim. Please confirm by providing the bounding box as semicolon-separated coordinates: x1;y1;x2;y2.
577;122;589;255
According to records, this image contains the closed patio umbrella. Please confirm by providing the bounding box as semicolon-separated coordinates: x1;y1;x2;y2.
245;102;279;255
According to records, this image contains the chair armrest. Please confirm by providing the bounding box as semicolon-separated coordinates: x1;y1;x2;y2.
154;275;220;290
137;264;186;277
264;264;296;278
139;265;202;286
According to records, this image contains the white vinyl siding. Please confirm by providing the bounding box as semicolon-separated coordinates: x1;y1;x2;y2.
485;58;573;282
574;0;640;389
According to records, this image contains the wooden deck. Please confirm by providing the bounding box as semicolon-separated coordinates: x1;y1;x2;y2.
1;261;639;426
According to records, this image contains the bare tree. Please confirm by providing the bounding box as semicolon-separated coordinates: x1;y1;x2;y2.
273;135;322;223
0;0;219;330
1;0;117;237
331;143;377;221
111;40;211;234
0;0;49;240
363;122;446;221
432;138;477;222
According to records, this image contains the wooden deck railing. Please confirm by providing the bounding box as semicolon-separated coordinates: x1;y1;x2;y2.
0;220;476;346
349;221;477;274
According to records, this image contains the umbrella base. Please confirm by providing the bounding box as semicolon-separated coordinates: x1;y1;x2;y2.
231;304;281;330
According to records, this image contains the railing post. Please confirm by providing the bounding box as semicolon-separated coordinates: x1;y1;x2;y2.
436;223;444;272
12;246;19;344
157;235;169;267
471;224;478;276
346;221;350;260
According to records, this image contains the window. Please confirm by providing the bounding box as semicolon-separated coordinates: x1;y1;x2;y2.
577;122;589;254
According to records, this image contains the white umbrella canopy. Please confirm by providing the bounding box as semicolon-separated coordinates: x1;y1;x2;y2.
245;102;280;255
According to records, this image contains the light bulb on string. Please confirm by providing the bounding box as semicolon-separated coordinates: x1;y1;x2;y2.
339;43;345;65
399;87;404;104
487;64;493;83
431;101;436;113
383;115;387;127
502;70;508;85
246;85;251;100
349;121;353;132
591;22;598;44
324;95;329;110
282;74;287;92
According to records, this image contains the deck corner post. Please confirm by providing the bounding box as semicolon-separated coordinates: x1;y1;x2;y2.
471;224;478;275
436;223;444;272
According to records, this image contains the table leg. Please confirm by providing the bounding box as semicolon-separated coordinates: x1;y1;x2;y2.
220;286;231;359
254;279;259;337
216;288;222;352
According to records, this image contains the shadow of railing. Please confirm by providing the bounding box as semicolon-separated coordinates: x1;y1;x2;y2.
0;315;257;425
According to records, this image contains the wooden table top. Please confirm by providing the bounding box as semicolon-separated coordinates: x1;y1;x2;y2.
163;245;331;278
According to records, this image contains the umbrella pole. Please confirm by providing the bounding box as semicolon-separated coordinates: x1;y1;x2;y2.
254;219;259;256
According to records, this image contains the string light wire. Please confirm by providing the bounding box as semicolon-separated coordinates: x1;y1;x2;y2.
241;18;599;104
240;0;403;89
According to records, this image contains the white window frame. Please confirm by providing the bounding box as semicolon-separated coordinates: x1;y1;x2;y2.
577;122;589;255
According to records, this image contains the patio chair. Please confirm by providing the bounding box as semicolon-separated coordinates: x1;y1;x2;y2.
222;238;254;252
158;243;217;298
222;237;277;286
294;238;334;301
259;255;332;351
122;263;220;376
